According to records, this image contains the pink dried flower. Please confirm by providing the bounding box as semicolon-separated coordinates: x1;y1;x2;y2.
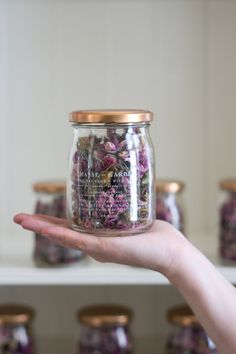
104;141;117;153
102;155;117;170
118;140;127;149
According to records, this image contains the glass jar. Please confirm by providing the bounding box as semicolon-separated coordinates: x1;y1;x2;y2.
77;305;133;354
68;110;155;236
166;305;218;354
156;180;185;233
33;181;84;265
0;304;35;354
219;179;236;261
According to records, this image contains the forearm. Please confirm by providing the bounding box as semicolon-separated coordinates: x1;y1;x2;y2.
165;238;236;354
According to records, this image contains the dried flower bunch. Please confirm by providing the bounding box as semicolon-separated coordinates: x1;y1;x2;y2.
70;126;154;235
0;325;33;354
220;192;236;261
79;325;133;354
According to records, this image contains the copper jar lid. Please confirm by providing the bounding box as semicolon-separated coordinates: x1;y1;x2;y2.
33;181;66;194
0;304;35;326
219;178;236;192
167;305;198;327
156;180;185;194
69;109;153;124
78;305;132;328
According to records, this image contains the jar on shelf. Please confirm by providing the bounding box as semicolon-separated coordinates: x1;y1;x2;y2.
166;305;218;354
0;304;35;354
156;180;185;233
219;178;236;261
68;110;155;236
33;181;84;265
77;305;133;354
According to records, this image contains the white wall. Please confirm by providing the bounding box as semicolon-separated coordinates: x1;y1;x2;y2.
0;0;214;236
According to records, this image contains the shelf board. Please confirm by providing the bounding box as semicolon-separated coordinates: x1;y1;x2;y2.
0;230;235;285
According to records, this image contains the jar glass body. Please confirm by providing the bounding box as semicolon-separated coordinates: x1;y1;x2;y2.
166;324;218;354
156;192;184;233
0;323;34;354
219;190;236;261
68;123;155;236
78;323;133;354
34;191;84;264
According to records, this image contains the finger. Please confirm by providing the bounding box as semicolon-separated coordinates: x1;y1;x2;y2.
30;214;68;226
20;217;123;262
39;224;101;251
14;213;68;227
21;215;61;234
20;217;100;251
14;213;32;224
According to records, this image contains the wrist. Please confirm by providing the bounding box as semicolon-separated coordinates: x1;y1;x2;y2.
161;230;191;283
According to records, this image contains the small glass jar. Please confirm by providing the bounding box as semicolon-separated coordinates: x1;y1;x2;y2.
77;305;133;354
0;304;35;354
219;179;236;261
33;181;84;265
166;305;218;354
68;110;155;236
156;180;185;233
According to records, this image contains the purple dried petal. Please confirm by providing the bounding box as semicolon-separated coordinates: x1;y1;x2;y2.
94;148;106;160
93;159;104;172
104;141;117;153
118;140;127;149
80;159;88;172
102;155;117;170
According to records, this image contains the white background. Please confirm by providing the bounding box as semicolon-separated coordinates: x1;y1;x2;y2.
0;0;236;352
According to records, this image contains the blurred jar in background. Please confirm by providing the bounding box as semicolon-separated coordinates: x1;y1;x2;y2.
219;178;236;261
166;305;218;354
33;181;84;265
156;180;185;233
77;305;133;354
0;304;35;354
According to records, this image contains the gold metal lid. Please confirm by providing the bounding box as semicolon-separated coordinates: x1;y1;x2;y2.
0;304;35;326
32;181;66;194
78;305;132;327
156;180;185;193
69;109;153;124
167;305;198;326
219;179;236;192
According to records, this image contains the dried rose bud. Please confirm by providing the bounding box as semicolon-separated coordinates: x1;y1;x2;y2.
102;155;117;170
104;141;117;153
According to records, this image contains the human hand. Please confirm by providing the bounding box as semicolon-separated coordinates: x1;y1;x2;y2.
13;213;186;277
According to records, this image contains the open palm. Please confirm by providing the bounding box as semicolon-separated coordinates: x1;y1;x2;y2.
14;213;185;276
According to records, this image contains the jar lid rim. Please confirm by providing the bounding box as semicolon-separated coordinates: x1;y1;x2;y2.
32;181;66;194
78;305;132;327
0;304;35;325
69;109;153;124
219;179;236;191
167;305;199;326
156;180;185;193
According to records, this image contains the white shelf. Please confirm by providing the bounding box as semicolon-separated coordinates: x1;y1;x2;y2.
0;230;236;285
0;230;168;285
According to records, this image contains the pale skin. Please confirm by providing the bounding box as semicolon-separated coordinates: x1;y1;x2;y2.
14;213;236;354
